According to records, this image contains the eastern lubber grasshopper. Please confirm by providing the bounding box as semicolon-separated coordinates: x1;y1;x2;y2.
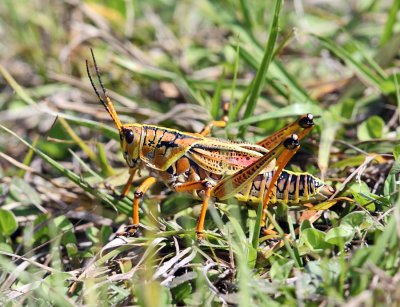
86;50;335;241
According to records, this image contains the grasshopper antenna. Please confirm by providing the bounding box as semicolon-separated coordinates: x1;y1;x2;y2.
86;48;122;131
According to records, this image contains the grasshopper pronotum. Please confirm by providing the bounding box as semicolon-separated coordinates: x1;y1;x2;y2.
86;50;335;241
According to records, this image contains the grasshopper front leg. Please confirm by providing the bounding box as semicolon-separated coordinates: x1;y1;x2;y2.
118;176;157;237
120;169;136;198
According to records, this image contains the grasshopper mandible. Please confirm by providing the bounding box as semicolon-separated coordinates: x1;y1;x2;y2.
86;50;335;241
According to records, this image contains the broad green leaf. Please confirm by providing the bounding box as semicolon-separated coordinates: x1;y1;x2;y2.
350;191;375;211
53;216;77;245
65;243;79;258
299;219;313;232
357;115;384;141
171;282;192;301
341;211;375;231
33;214;51;242
0;242;13;253
349;182;375;211
86;227;100;244
330;155;369;169
340;99;356;119
349;181;370;195
270;259;294;281
325;225;354;245
101;225;113;244
0;209;18;236
301;228;333;252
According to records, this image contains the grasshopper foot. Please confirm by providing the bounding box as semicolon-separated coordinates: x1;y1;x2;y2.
104;182;126;200
116;224;139;237
113;194;126;201
196;231;204;243
260;226;278;236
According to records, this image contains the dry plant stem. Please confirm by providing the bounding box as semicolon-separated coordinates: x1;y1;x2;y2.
0;152;65;188
334;139;370;156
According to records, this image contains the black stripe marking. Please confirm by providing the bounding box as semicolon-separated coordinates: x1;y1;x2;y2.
299;174;305;197
276;171;289;194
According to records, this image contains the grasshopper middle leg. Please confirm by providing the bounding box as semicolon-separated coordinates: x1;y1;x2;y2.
175;179;213;241
200;101;229;136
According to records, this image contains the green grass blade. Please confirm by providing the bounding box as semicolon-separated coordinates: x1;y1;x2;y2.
68;149;103;181
230;102;322;128
113;56;206;107
237;45;315;104
248;202;263;268
0;124;132;215
43;109;119;140
228;38;240;125
0;64;38;107
318;114;340;176
266;210;301;268
313;34;386;91
18;135;39;178
238;0;252;31
239;0;282;137
211;68;225;119
379;0;400;46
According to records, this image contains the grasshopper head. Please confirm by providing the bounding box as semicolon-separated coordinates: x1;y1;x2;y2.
120;125;142;168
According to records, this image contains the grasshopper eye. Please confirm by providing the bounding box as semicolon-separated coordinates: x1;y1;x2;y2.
119;133;124;141
125;129;134;144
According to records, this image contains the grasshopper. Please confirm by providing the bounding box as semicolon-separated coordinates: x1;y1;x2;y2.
86;50;335;241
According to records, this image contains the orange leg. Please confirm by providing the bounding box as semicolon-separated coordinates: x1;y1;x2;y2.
175;180;212;241
119;176;157;237
120;169;136;198
261;127;313;227
200;101;229;136
132;177;157;226
256;114;314;150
